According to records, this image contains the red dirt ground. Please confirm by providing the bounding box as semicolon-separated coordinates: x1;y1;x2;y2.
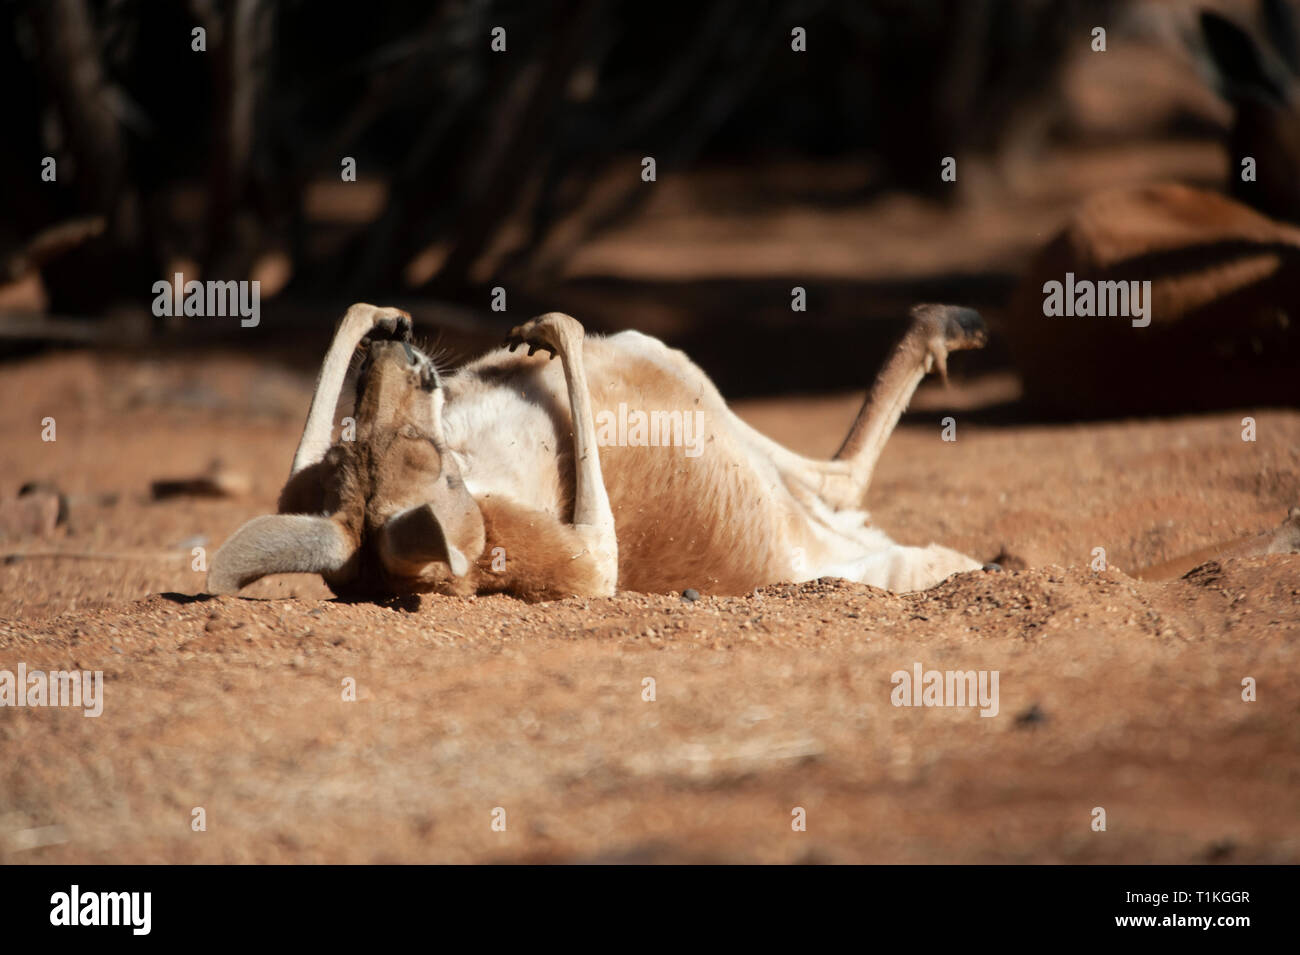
1;352;1297;863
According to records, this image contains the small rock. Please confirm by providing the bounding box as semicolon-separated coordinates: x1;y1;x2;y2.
988;548;1029;571
682;589;700;602
1015;703;1047;727
1205;838;1236;861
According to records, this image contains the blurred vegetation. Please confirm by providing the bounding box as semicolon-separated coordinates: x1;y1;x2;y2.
1;0;1121;318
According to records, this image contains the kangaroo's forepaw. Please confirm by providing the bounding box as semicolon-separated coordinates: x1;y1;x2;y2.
504;312;583;359
342;303;412;343
371;310;413;342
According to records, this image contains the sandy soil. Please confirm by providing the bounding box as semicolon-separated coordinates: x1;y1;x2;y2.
1;352;1297;863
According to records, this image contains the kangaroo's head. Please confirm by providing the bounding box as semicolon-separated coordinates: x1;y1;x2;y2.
207;338;485;598
344;339;485;595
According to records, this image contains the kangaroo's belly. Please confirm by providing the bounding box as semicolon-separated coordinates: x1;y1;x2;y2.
449;332;815;593
588;332;822;592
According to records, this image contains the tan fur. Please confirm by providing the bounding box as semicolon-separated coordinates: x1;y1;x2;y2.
469;497;612;600
586;345;793;593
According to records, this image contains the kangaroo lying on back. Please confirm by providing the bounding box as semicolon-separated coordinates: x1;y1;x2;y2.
208;303;992;599
207;303;1300;600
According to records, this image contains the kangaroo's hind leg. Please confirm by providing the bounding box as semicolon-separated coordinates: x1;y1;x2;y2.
821;304;987;509
593;310;985;515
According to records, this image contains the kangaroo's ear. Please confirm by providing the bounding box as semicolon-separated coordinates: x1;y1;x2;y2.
379;476;485;578
1201;10;1292;104
207;514;356;594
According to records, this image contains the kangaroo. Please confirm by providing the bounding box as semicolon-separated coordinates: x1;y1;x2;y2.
207;303;992;599
1006;3;1300;416
207;303;1300;600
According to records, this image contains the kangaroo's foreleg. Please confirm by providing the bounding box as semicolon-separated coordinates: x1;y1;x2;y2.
829;304;986;507
505;312;619;594
289;303;412;476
